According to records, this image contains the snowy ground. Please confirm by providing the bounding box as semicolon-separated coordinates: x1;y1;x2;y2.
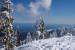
1;35;75;50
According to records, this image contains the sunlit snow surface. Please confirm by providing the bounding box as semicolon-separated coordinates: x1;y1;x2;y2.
1;35;75;50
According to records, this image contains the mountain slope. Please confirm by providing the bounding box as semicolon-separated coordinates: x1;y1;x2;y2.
1;35;75;50
16;35;75;50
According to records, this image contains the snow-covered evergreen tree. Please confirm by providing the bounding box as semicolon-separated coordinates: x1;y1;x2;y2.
66;32;72;36
26;32;32;43
0;0;17;50
52;29;57;37
14;30;20;46
33;32;39;40
35;16;48;39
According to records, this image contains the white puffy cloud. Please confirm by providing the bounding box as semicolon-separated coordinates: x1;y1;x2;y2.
29;2;40;16
29;0;52;16
16;3;27;16
16;0;52;17
15;0;52;23
41;0;52;9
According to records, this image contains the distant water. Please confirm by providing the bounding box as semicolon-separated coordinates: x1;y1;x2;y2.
13;23;35;33
13;23;60;33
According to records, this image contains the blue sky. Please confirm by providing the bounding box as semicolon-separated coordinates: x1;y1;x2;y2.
12;0;75;24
